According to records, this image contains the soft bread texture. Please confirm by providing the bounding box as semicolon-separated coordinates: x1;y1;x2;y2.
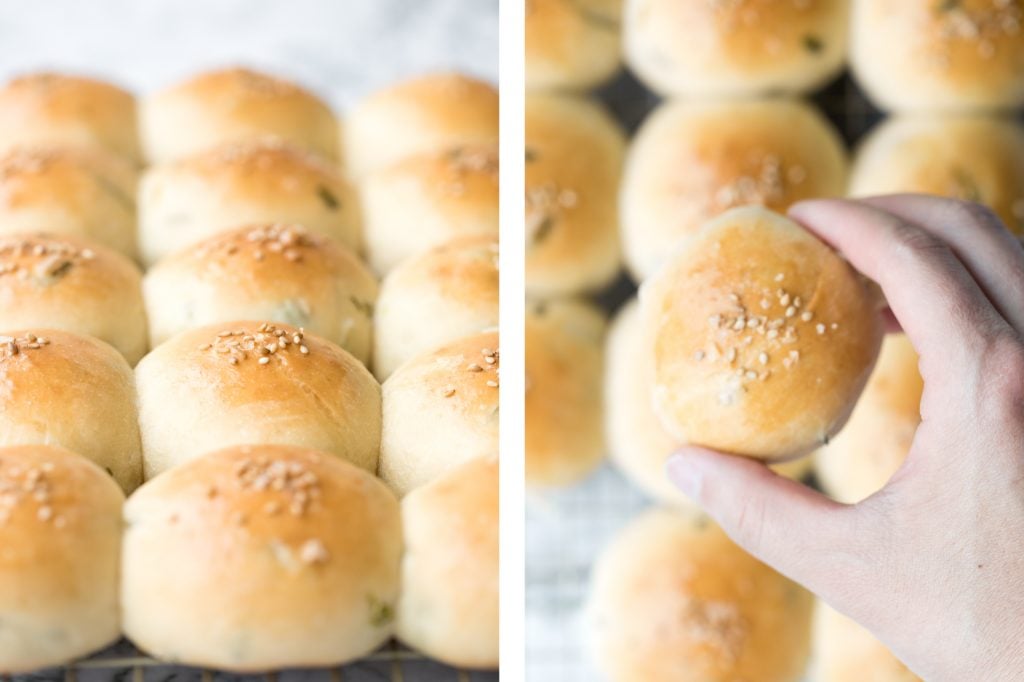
526;93;624;298
140;67;338;164
373;236;498;380
0;73;140;162
344;73;499;179
624;0;848;97
122;444;401;670
135;321;381;480
397;456;498;669
526;0;622;91
621;98;848;281
526;299;606;486
585;507;813;682
379;331;499;497
0;234;147;365
143;224;376;363
361;144;498;275
138;139;360;266
813;601;920;681
640;207;883;461
851;0;1024;112
0;445;124;672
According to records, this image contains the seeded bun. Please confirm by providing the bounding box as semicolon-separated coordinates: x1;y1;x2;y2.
135;321;380;480
526;299;606;486
344;73;499;179
526;93;624;298
622;98;848;281
0;330;142;492
0;73;140;162
640;207;883;461
143;224;376;363
380;331;499;497
373;236;498;380
0;445;124;672
0;234;147;365
851;0;1024;112
140;67;338;164
122;444;401;670
138;140;360;267
813;602;919;682
361;145;499;275
850;114;1024;235
526;0;622;91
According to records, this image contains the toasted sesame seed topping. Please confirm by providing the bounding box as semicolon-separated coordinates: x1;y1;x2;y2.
443;387;456;397
468;363;483;372
203;324;311;366
816;323;826;335
299;538;329;565
694;350;706;362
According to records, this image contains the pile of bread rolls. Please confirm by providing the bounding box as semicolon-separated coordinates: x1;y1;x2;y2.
0;67;498;673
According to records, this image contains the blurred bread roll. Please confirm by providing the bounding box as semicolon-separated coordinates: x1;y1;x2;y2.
526;0;622;91
813;602;920;681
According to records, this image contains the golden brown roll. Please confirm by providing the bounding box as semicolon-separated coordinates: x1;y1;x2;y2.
813;601;920;682
135;321;380;480
526;93;624;297
397;456;498;669
585;507;813;682
0;445;124;672
122;444;401;670
640;207;882;461
621;98;848;281
140;67;338;164
526;0;622;91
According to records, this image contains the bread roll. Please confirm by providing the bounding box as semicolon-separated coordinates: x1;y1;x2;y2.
0;146;138;259
122;444;401;670
140;67;338;164
622;98;848;281
526;0;622;91
361;144;498;274
0;234;147;365
345;73;499;178
851;0;1024;112
850;114;1024;236
526;299;606;486
0;330;142;492
0;72;140;162
813;601;920;681
135;321;380;480
138;140;360;266
143;223;376;363
526;93;624;297
380;331;499;497
397;456;498;669
373;236;498;380
640;207;882;461
0;445;123;672
585;507;813;682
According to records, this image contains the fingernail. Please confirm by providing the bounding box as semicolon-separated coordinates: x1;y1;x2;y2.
665;453;703;498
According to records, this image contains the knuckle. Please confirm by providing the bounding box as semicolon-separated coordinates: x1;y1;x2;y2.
947;199;1004;233
980;334;1024;419
887;220;951;267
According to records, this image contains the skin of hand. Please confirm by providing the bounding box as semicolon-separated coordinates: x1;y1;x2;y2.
666;195;1024;681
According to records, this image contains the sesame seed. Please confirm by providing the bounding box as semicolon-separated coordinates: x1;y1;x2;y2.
299;538;329;565
258;357;270;365
779;293;791;306
774;273;785;282
745;370;758;380
785;306;796;318
831;323;839;330
758;352;769;365
801;311;813;322
37;506;52;521
726;348;737;363
486;380;499;387
694;350;706;362
300;345;309;355
816;323;826;335
443;388;456;397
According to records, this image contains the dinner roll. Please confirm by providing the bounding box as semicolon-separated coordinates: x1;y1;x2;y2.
622;98;847;281
585;507;813;682
0;234;147;364
0;330;142;492
624;0;848;97
816;334;922;503
851;0;1024;112
345;73;499;178
640;207;882;461
813;602;920;681
397;456;498;668
850;114;1024;235
526;299;606;486
0;445;123;672
143;224;376;362
526;0;622;91
526;93;624;298
141;67;338;163
135;321;380;480
122;444;401;670
362;144;498;274
0;146;138;259
138;140;360;266
380;331;499;497
0;72;140;162
373;236;498;380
